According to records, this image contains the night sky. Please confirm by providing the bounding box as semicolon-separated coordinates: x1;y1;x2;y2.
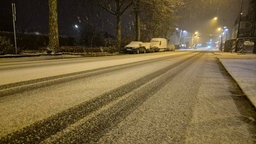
0;0;250;38
178;0;250;36
0;0;117;37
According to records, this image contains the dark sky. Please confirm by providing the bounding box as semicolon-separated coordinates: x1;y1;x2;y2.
1;0;49;33
0;0;117;37
0;0;250;38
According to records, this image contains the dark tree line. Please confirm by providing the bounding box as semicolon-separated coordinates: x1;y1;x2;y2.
48;0;184;52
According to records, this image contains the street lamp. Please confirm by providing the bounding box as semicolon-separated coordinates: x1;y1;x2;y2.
176;28;187;45
223;27;229;41
192;31;200;48
217;26;229;51
217;27;222;32
180;30;188;46
210;17;218;24
74;24;79;29
73;24;80;43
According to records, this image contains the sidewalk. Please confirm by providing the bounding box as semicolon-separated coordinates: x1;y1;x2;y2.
217;52;256;108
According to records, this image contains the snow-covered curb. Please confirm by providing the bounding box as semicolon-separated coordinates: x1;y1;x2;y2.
218;58;256;108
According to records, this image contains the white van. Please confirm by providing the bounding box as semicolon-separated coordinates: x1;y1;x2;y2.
150;38;168;52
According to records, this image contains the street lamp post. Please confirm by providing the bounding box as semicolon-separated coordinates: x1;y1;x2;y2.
179;29;182;45
73;24;80;44
12;3;17;54
219;35;223;51
217;26;229;51
223;27;229;41
175;28;182;45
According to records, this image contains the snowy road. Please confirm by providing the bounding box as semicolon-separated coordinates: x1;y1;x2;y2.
0;52;255;143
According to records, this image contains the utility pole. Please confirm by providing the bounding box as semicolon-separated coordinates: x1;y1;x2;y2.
12;3;17;54
235;0;244;52
220;35;223;51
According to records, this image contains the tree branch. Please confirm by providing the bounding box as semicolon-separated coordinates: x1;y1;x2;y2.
98;1;117;15
120;0;133;15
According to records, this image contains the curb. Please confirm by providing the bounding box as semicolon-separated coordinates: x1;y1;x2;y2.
0;54;41;58
217;58;256;109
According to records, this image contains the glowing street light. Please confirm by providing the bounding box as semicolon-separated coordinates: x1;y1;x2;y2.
217;27;222;32
73;24;80;38
209;17;218;31
176;28;188;45
217;26;229;51
74;24;79;29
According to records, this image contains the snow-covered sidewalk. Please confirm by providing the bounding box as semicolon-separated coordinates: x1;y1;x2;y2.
219;58;256;108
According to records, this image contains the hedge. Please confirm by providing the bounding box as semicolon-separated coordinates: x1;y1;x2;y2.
0;32;75;54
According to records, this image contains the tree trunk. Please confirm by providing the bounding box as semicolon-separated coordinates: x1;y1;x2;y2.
116;14;121;51
134;0;141;41
135;13;141;41
49;0;59;53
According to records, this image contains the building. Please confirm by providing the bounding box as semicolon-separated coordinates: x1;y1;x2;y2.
232;0;256;38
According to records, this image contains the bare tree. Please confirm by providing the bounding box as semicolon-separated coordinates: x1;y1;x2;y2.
48;0;59;53
139;0;184;40
99;0;133;50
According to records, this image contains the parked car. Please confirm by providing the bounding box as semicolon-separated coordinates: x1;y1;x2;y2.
124;41;147;54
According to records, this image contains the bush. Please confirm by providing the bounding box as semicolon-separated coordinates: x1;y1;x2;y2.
0;32;118;54
60;46;118;54
0;36;14;54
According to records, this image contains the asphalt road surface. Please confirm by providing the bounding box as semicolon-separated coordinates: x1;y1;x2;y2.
0;51;255;144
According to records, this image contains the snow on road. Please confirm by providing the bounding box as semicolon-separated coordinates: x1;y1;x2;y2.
97;53;256;144
0;52;184;85
0;54;188;137
1;52;255;143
